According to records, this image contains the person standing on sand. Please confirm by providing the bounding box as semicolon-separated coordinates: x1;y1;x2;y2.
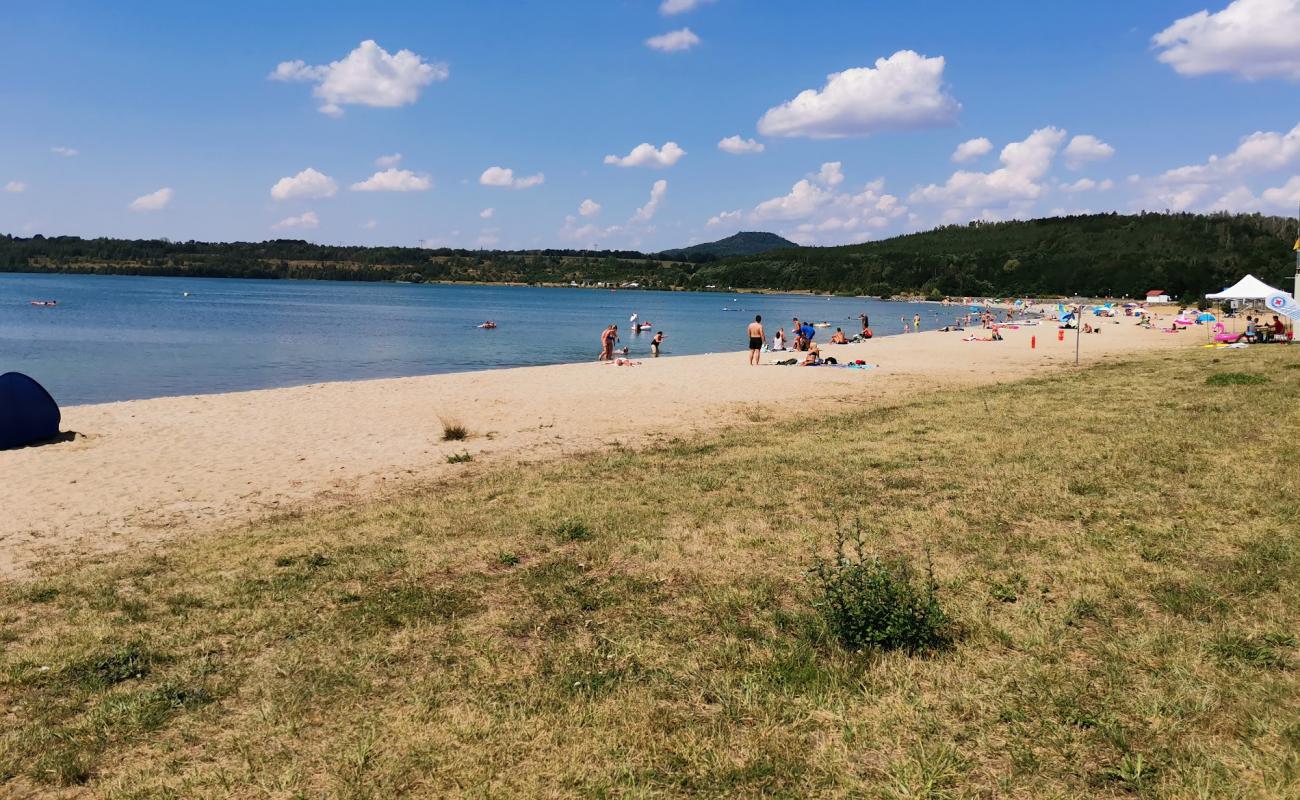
748;315;765;366
599;324;618;361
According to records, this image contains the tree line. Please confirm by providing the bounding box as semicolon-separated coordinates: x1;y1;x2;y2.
3;211;1296;300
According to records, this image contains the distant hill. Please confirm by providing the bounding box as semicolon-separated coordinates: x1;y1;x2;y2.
657;231;797;261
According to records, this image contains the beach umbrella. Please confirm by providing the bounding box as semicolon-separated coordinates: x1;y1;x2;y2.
1196;312;1216;323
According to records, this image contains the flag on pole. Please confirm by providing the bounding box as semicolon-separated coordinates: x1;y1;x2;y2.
1293;237;1299;251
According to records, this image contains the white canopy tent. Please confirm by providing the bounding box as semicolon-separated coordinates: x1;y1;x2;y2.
1205;274;1287;300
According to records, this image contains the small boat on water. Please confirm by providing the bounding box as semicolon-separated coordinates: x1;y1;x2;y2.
29;300;58;307
477;321;498;329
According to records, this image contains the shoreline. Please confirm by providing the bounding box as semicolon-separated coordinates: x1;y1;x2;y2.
0;319;1201;577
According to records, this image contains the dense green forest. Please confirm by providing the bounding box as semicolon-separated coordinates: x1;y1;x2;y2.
3;212;1296;299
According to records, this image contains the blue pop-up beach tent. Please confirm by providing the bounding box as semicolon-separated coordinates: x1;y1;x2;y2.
0;372;61;449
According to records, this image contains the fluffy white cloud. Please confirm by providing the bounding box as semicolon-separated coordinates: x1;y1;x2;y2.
951;137;993;163
51;146;78;157
1060;177;1115;193
911;127;1067;209
269;40;448;116
660;0;715;14
4;181;25;193
1063;135;1115;169
271;167;337;201
129;187;173;211
645;28;700;53
479;166;545;189
350;168;432;192
579;198;602;216
707;209;743;227
374;153;402;168
272;210;319;230
479;207;494;219
1261;175;1300;207
757;50;960;139
753;179;832;221
1159;122;1300;183
817;161;844;187
632;180;668;222
1153;0;1300;81
718;135;765;155
604;142;686;168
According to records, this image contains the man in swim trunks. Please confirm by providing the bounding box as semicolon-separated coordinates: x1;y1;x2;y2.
599;324;618;361
748;315;765;366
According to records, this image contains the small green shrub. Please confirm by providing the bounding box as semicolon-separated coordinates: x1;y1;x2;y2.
808;521;951;654
549;519;593;542
1206;372;1268;386
495;551;520;567
446;451;473;463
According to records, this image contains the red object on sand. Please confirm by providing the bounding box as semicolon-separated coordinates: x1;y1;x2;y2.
1031;335;1036;349
1057;330;1064;342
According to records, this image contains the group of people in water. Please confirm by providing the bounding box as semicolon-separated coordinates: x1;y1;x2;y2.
599;315;665;362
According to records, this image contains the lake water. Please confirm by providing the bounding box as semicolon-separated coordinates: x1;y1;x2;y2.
1;273;951;405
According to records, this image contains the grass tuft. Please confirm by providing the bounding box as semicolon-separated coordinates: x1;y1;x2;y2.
440;417;470;441
446;451;473;463
1205;372;1268;386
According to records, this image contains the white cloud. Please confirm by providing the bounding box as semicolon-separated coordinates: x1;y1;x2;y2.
718;135;765;155
1063;135;1115;169
632;180;668;222
1153;0;1300;81
1261;175;1300;207
480;207;494;219
951;137;992;163
579;198;602;217
4;181;25;193
479;166;545;189
271;167;337;201
1060;177;1115;193
757;50;960;139
350;168;432;192
269;40;448;116
645;28;700;53
272;210;319;230
51;146;78;157
604;141;686;168
129;187;173;211
707;209;743;227
660;0;715;14
753;178;833;221
363;219;378;230
816;161;844;187
374;153;402;168
1158;122;1300;184
911;127;1067;209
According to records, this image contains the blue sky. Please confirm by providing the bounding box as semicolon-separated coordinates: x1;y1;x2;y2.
2;0;1298;250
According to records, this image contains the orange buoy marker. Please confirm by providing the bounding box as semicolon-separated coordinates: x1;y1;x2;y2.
1031;335;1036;349
1057;329;1064;342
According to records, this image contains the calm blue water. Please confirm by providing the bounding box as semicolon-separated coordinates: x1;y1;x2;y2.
0;273;950;405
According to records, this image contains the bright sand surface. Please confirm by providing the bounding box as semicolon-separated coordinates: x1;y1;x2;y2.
2;318;1201;576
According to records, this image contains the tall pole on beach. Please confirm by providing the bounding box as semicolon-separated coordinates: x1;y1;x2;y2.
1294;202;1299;301
1074;303;1082;366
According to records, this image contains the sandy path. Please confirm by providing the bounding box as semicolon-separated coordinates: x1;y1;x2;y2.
1;320;1199;576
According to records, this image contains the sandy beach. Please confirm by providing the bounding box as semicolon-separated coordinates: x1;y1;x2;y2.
1;319;1200;576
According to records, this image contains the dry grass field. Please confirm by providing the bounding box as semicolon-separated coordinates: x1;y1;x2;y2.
2;346;1298;798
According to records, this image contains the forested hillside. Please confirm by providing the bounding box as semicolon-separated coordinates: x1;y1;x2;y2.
695;212;1298;299
657;231;798;261
3;212;1295;299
